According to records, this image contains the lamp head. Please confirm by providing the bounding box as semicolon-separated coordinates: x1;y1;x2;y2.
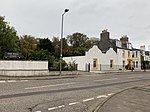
64;9;69;13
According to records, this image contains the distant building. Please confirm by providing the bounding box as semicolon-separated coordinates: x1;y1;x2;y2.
140;45;146;51
148;45;150;51
140;45;150;62
89;37;99;41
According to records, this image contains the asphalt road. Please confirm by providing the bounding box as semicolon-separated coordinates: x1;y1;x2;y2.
0;72;150;112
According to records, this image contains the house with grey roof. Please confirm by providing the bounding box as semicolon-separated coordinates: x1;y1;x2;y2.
63;30;141;72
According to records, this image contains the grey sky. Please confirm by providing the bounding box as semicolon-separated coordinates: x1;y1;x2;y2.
0;0;150;49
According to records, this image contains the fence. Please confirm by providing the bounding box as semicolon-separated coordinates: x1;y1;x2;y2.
141;65;150;70
85;64;142;72
49;63;78;71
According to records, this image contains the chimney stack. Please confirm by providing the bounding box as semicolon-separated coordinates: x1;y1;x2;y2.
120;35;129;42
140;45;146;51
100;29;109;40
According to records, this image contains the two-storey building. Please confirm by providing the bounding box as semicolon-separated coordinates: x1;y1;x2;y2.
63;30;141;72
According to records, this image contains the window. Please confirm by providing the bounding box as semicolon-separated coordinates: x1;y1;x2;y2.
132;51;135;58
136;61;138;68
123;61;125;68
110;60;114;68
93;58;98;68
128;51;131;58
122;50;125;58
133;61;135;68
136;51;138;58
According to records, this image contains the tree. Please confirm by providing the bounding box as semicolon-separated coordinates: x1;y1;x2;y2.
51;37;73;57
67;33;99;56
84;38;99;49
37;38;54;53
67;32;89;56
52;37;60;58
73;47;87;56
61;38;72;56
67;32;88;48
19;35;37;59
0;16;20;58
29;49;52;60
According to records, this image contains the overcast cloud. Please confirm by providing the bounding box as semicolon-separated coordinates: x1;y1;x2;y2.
0;0;150;49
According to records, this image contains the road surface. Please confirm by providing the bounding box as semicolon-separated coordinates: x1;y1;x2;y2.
0;72;150;112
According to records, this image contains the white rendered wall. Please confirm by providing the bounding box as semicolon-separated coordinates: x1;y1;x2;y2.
0;61;48;70
0;61;49;76
64;46;121;71
63;45;141;71
63;56;86;71
86;45;102;64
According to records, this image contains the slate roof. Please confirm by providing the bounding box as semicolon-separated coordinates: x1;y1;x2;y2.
98;39;117;53
97;30;142;54
97;38;142;54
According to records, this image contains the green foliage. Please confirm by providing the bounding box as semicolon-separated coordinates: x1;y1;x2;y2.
51;37;72;57
144;61;150;65
29;49;52;60
67;32;98;56
73;47;87;56
19;35;37;59
0;15;100;71
37;38;54;53
67;32;88;48
0;16;20;58
29;49;56;71
84;39;99;49
125;64;131;70
61;38;72;56
49;59;67;71
67;32;88;56
68;61;77;71
52;37;60;58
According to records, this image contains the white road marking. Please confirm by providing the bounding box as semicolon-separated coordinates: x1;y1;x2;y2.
69;102;79;106
97;95;108;99
25;82;75;90
38;93;113;112
0;80;28;83
48;105;65;111
20;80;28;82
83;98;94;102
128;76;143;79
7;80;17;83
48;106;58;111
95;78;118;82
58;105;65;108
107;93;114;96
0;81;6;83
128;77;137;79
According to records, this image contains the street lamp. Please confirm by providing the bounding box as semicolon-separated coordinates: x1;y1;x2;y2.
60;9;69;75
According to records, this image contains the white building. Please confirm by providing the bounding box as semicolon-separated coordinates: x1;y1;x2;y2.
145;51;150;62
140;46;150;62
148;45;150;51
64;30;141;72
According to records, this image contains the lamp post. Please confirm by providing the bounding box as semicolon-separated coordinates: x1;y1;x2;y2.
60;9;69;75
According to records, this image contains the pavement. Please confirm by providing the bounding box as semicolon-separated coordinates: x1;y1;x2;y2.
94;84;150;112
0;70;149;80
0;71;95;80
0;74;79;80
